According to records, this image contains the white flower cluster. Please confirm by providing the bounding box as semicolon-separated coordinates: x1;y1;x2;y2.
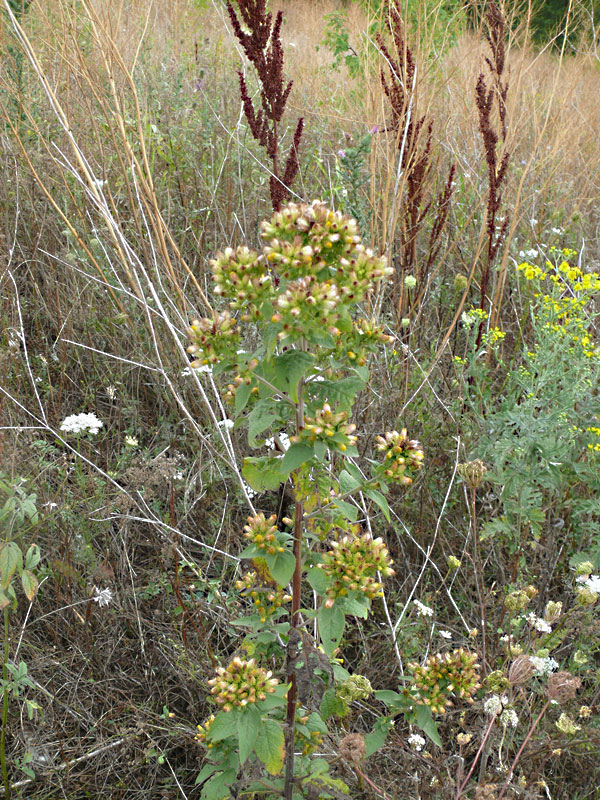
525;612;552;634
60;412;103;435
408;733;426;751
438;629;452;640
500;708;519;728
484;694;507;716
413;599;434;617
265;432;291;451
529;655;559;677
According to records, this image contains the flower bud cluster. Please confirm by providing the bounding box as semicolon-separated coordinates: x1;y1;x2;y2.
338;318;394;367
243;513;286;556
211;246;273;316
187;311;239;366
409;648;481;714
195;714;216;743
293;403;357;452
207;657;279;711
272;276;340;340
336;674;373;705
318;532;394;605
235;571;292;623
375;429;424;485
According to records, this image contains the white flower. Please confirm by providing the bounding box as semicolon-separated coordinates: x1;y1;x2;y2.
105;385;117;400
182;363;212;377
439;630;452;639
530;218;538;226
500;708;519;728
460;311;475;329
242;480;257;500
529;656;559;677
525;248;538;259
408;733;426;751
217;419;234;430
92;586;113;607
413;599;433;617
582;575;600;595
124;435;138;448
172;471;184;481
551;227;563;235
60;412;103;435
265;432;290;451
525;612;552;634
484;694;505;716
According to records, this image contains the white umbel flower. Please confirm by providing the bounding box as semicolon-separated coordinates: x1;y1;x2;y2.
413;599;434;617
408;733;426;751
60;413;103;435
92;587;113;607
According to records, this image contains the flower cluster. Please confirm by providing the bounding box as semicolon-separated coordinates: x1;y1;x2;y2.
375;429;424;485
272;276;340;339
60;412;103;436
211;246;273;316
187;311;239;366
243;513;286;556
207;657;279;711
235;571;292;623
293;403;357;452
318;532;394;606
408;648;481;714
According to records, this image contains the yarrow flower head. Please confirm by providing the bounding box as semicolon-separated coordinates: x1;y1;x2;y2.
60;412;103;436
529;655;559;677
375;428;424;485
413;599;434;617
207;657;279;711
484;694;507;717
409;648;481;714
500;708;519;728
525;612;553;634
319;531;394;606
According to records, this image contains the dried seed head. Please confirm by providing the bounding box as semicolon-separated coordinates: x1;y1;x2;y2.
457;459;487;489
508;655;535;687
546;671;582;704
338;733;366;765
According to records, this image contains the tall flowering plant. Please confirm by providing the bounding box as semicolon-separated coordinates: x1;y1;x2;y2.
190;202;430;799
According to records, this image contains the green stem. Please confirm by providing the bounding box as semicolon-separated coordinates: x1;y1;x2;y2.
1;606;12;800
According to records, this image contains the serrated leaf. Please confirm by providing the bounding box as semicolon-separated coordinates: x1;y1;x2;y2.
363;488;390;522
242;456;285;492
0;542;22;590
306;566;329;596
280;443;314;475
317;603;345;656
339;470;361;494
415;704;442;747
24;544;40;571
21;570;38;602
238;705;261;765
263;550;296;588
320;688;348;720
338;593;370;619
254;718;284;775
206;710;240;743
310;376;365;411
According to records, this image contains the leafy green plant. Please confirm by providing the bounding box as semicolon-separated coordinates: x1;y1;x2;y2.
0;475;42;799
187;201;483;799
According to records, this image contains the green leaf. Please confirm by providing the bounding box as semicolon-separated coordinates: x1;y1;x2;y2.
0;590;9;610
0;542;22;590
330;499;357;521
242;456;285;492
363;487;390;522
317;603;345;656
270;351;314;401
254;718;285;775
247;399;279;447
206;710;240;743
280;443;314;475
306;711;329;735
306;566;329;596
200;769;237;800
320;688;348;720
264;550;296;588
339;470;361;494
238;705;261;765
24;544;40;571
338;593;370;619
235;382;252;415
364;717;394;757
374;689;406;709
311;376;365;411
195;763;221;786
20;570;38;602
415;704;442;747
